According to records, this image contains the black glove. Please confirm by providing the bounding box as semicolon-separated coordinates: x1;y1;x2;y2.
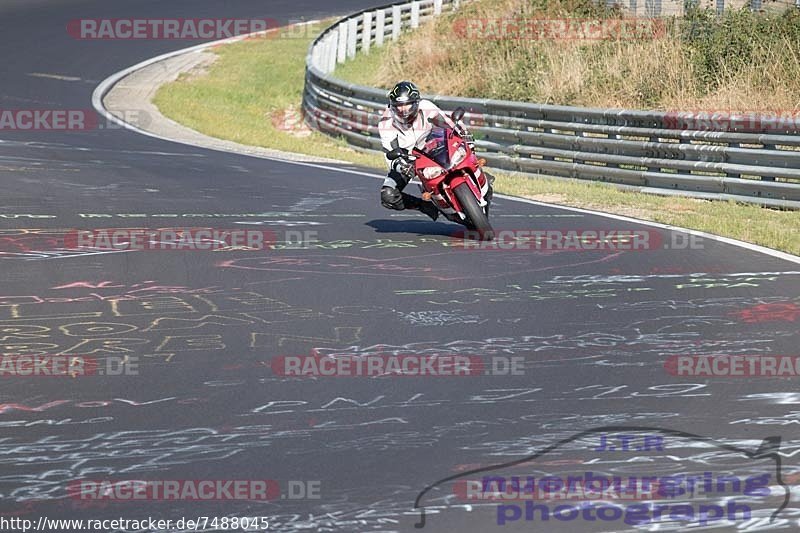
455;122;475;146
391;157;414;178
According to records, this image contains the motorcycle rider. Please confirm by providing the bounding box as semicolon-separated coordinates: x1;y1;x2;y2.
378;80;493;222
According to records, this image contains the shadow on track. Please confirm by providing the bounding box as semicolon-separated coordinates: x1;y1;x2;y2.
366;219;466;237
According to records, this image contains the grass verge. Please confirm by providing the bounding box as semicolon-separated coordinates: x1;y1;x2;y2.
154;19;384;168
153;19;800;256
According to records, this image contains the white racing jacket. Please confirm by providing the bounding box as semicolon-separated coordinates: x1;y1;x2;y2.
378;99;457;186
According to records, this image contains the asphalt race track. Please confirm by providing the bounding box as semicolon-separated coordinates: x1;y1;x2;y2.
1;1;799;532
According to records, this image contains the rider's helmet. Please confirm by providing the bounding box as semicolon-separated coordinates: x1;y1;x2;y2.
388;81;421;127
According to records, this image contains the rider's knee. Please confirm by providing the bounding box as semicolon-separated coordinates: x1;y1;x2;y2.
381;186;404;210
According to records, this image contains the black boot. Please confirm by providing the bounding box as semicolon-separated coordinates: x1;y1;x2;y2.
420;201;440;221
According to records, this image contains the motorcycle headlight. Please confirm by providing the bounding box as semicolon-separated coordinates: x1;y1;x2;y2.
423;166;445;179
450;146;467;167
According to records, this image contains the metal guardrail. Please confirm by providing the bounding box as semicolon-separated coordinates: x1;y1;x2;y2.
302;0;800;209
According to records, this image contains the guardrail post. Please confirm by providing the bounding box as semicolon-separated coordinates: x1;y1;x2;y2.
434;0;443;15
347;18;358;59
336;22;347;64
312;43;322;70
392;5;402;41
318;35;326;73
317;36;326;73
375;9;386;46
411;2;420;28
327;33;337;73
321;34;330;73
362;12;373;54
645;0;662;16
317;36;325;73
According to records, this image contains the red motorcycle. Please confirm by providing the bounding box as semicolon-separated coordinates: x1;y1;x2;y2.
386;108;495;240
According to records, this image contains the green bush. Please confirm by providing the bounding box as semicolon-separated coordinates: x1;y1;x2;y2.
682;6;800;93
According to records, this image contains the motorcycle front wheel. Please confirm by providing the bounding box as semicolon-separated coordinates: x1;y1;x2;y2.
453;182;494;241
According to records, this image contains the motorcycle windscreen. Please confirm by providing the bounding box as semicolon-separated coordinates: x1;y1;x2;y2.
417;127;451;168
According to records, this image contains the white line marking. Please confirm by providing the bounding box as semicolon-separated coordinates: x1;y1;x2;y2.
550;272;800;282
28;72;82;81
